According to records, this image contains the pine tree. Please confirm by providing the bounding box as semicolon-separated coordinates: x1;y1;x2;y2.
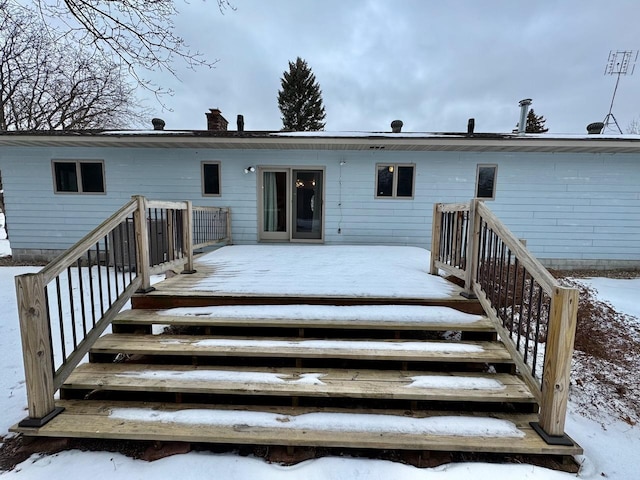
525;109;549;133
277;57;326;131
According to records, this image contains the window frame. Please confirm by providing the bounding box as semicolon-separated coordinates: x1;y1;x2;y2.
475;164;498;200
52;159;106;195
374;163;416;199
201;161;222;197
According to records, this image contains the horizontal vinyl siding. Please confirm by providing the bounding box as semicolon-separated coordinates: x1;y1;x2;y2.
1;147;639;263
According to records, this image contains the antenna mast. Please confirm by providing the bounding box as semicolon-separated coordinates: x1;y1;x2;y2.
603;50;637;134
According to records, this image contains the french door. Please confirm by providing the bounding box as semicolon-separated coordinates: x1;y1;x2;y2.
259;168;324;241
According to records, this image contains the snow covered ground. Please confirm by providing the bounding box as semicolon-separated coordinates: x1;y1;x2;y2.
0;211;9;257
0;266;638;479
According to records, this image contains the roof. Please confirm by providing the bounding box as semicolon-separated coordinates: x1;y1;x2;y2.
1;129;640;153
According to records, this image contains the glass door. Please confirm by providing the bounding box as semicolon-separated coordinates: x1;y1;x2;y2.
260;169;289;240
258;167;324;241
292;169;323;240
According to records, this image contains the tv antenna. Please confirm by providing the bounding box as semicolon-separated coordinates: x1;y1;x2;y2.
603;50;637;134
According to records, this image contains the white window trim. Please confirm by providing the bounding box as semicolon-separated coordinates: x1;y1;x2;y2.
374;163;416;199
201;161;222;197
475;163;498;200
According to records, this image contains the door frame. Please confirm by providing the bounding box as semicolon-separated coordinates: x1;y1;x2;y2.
257;165;325;243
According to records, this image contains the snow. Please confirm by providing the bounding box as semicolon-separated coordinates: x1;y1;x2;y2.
0;210;9;257
185;338;484;354
109;409;524;438
192;246;457;299
269;131;640;140
1;265;639;479
406;376;505;390
577;277;640;321
158;305;483;324
115;370;326;386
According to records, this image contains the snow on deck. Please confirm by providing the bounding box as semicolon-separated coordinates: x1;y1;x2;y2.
112;369;505;391
163;338;484;353
157;305;483;323
109;408;525;438
192;245;457;298
115;370;327;385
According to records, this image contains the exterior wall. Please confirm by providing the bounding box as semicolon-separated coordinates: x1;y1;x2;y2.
1;146;639;267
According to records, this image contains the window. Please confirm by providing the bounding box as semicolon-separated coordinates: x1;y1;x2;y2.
53;160;105;194
202;162;221;196
475;164;497;199
375;164;415;198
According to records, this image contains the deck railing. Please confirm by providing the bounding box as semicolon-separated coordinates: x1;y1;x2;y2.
430;199;578;445
15;196;230;427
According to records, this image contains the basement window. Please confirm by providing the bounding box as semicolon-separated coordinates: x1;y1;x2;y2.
475;164;497;200
376;164;415;198
53;160;105;194
202;162;221;196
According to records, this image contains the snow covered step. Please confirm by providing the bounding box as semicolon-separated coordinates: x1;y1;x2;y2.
11;400;581;455
112;305;494;332
91;334;513;363
62;364;535;403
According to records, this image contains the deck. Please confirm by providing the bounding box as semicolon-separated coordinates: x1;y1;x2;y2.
12;245;582;457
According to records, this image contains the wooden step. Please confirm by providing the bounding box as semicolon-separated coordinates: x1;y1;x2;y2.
11;400;582;455
112;305;494;332
131;294;484;315
63;364;535;403
91;334;514;363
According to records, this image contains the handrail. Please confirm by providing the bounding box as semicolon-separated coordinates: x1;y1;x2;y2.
15;195;231;427
431;198;578;444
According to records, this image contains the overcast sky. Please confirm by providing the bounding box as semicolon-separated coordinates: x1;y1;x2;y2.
141;0;640;134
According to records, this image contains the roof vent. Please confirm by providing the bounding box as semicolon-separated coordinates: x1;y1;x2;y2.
467;118;475;135
586;122;604;134
517;99;532;134
391;120;403;133
151;118;165;130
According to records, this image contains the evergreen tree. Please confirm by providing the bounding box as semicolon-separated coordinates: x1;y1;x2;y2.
525;109;549;133
278;57;326;131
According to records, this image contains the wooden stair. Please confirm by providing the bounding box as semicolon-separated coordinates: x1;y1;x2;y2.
12;301;582;456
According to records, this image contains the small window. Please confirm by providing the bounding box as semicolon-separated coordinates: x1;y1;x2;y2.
53;160;105;194
476;164;497;199
202;162;221;196
376;164;415;198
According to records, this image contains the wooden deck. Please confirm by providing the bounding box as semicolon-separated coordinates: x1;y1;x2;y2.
11;247;582;457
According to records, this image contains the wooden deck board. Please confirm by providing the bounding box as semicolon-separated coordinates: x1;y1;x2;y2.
92;334;514;363
11;400;581;455
113;308;494;331
64;364;535;402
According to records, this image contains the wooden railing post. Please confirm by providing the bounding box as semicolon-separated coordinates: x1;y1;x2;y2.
532;285;578;445
182;201;196;274
429;203;442;275
225;207;233;244
463;198;481;295
133;195;153;292
15;273;63;426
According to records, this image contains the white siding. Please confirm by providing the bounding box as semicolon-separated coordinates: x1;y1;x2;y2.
1;146;639;264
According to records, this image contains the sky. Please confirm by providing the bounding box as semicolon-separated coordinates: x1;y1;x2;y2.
138;0;640;134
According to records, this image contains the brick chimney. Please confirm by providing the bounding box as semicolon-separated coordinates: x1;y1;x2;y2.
206;108;228;131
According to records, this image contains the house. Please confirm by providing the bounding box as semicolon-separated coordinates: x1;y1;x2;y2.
0;108;639;269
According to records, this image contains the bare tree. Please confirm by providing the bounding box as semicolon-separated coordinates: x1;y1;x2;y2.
626;118;640;135
10;0;233;91
1;1;147;130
